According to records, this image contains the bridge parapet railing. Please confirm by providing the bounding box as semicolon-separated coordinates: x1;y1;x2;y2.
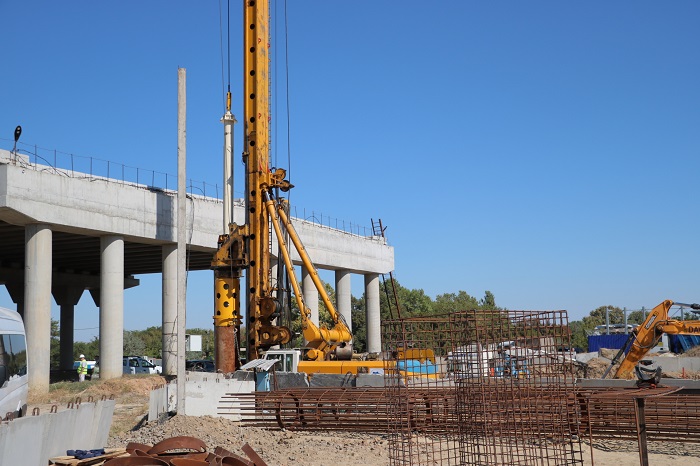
1;141;376;239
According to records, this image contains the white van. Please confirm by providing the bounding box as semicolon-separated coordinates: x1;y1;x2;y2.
123;356;161;375
0;307;28;420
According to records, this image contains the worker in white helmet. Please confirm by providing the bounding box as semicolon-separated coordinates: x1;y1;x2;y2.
77;354;88;382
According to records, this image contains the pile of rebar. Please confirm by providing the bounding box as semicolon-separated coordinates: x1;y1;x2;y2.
578;387;700;442
227;385;700;443
223;387;457;433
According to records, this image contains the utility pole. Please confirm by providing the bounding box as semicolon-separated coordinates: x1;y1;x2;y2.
177;67;187;413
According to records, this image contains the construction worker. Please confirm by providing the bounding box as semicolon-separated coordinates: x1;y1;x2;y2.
77;354;88;382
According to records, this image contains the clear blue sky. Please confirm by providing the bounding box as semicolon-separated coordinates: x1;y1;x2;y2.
2;1;699;341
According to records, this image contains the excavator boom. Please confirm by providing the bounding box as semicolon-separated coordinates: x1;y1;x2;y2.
612;300;700;379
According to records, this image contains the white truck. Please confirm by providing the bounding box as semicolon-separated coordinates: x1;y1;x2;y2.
123;356;162;375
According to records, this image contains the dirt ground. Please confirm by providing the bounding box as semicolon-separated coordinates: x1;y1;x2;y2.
33;375;700;465
584;354;700;380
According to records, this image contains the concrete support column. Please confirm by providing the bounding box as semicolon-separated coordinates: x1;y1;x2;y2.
99;235;124;380
60;305;75;370
162;244;177;376
364;273;381;354
53;286;84;371
24;224;52;393
335;270;352;331
302;267;319;327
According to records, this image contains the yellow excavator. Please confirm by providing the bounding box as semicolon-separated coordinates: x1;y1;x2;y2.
603;299;700;380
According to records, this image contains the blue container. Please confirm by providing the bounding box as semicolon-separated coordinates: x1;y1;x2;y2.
396;359;438;375
669;335;700;354
588;334;631;353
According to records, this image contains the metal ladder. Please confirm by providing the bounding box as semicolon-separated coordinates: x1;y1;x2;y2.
371;218;402;319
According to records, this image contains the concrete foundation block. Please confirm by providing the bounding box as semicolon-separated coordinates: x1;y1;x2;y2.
308;373;355;388
93;399;116;448
272;372;310;389
4;414;48;465
184;377;255;418
356;374;385;387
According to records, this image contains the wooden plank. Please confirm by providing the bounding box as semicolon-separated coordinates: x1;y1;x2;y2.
50;448;127;465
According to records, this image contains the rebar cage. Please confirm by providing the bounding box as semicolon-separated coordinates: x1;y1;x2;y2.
382;309;584;466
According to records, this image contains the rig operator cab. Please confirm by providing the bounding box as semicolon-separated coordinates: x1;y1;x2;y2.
262;348;387;375
262;349;301;373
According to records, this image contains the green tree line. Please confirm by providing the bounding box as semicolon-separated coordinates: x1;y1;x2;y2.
51;279;496;366
277;278;496;352
50;323;215;367
50;289;688;364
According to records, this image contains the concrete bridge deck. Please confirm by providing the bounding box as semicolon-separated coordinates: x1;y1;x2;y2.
0;149;392;392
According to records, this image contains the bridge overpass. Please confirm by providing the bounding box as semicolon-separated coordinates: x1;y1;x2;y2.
0;149;393;392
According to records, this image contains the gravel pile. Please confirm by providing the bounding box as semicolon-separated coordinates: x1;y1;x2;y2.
582;356;700;380
106;412;700;465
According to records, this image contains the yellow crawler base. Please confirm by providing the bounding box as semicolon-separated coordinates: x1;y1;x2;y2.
297;360;387;375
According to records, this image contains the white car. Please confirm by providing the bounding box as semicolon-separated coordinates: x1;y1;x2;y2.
123;356;161;375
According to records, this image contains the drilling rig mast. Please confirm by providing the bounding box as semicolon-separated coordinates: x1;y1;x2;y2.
211;0;354;372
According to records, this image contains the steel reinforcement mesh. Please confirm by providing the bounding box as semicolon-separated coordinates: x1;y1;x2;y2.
382;310;583;466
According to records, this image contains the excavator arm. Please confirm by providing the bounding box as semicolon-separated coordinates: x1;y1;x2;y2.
264;194;353;361
608;300;700;379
